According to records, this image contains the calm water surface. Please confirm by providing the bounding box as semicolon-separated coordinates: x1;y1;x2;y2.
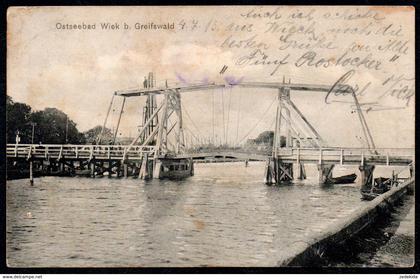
7;162;402;267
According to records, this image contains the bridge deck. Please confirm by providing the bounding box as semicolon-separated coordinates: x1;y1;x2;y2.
273;147;414;166
6;144;414;166
7;144;155;161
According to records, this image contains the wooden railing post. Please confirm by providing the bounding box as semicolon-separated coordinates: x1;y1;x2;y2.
340;149;344;165
318;148;323;164
296;148;300;164
89;146;93;161
122;147;127;161
27;145;32;160
58;145;63;160
360;151;364;165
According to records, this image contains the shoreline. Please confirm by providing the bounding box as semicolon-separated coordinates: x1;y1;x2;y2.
278;177;415;266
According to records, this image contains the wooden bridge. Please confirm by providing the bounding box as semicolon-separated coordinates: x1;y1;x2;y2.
8;144;413;166
7;143;414;182
6;73;415;187
273;147;414;166
7;144;155;161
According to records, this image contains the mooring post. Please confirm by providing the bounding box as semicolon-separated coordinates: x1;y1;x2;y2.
139;154;150;179
29;161;34;186
294;148;306;180
153;160;162;179
391;170;396;187
108;161;112;178
264;158;273;185
123;163;128;178
317;163;334;184
393;171;399;187
190;159;194;176
90;160;96;178
359;164;375;192
60;161;64;175
295;163;306;180
116;162;121;178
148;159;154;179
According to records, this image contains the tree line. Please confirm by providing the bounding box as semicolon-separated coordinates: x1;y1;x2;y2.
6;96;113;144
7;95;283;147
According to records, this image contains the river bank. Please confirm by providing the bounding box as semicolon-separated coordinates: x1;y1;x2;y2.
323;189;414;267
279;177;415;267
368;195;414;267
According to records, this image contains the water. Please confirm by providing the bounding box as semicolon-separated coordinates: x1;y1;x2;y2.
6;162;404;267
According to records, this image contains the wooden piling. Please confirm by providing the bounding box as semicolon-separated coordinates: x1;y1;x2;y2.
264;158;275;185
29;161;34;186
90;160;96;178
295;163;306;180
60;162;64;175
139;154;149;179
318;163;334;184
108;161;112;178
123;163;128;178
359;164;375;191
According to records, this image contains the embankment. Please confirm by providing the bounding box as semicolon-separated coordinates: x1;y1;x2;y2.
278;177;415;266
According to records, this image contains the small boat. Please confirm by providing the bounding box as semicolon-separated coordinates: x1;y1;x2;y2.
373;177;392;193
361;191;379;201
330;173;357;184
361;177;392;200
155;156;194;179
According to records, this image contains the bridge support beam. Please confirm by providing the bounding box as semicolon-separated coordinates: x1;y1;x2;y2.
265;158;275;185
359;164;375;192
90;159;96;178
294;163;306;180
123;163;128;178
317;163;334;184
139;154;152;180
265;158;293;185
153;160;162;179
107;161;112;178
59;161;64;175
277;161;293;183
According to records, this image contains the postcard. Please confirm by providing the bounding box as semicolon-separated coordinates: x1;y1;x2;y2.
6;6;415;268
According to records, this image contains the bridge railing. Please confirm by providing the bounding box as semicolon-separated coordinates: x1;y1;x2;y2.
274;147;415;165
7;144;156;160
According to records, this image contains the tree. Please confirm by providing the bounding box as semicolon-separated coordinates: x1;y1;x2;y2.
7;96;86;144
253;131;286;147
30;108;85;144
254;131;274;146
83;125;113;144
6;96;33;143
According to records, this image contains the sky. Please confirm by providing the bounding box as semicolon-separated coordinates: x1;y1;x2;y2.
7;6;415;148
